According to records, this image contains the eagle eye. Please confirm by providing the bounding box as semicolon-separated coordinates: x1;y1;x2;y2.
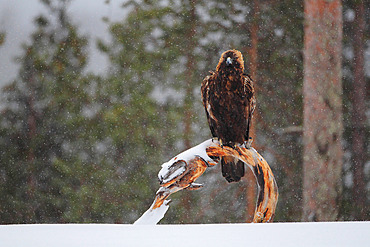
226;57;232;65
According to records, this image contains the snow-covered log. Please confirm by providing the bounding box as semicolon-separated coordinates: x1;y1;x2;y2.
135;139;278;224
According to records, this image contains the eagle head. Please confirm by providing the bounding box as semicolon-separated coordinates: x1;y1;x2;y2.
216;49;245;72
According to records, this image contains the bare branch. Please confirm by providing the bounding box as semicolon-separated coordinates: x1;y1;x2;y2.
135;139;278;224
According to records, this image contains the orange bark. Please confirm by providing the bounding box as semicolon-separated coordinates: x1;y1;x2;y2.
302;0;343;221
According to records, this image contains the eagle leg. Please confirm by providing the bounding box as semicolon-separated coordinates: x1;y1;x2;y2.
211;137;223;148
245;137;253;149
219;139;224;148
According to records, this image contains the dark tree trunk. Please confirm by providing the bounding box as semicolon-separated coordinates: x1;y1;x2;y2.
183;0;197;150
245;0;259;223
302;0;343;221
352;0;367;220
181;0;197;222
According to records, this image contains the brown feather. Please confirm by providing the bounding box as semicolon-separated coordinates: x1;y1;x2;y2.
201;50;255;183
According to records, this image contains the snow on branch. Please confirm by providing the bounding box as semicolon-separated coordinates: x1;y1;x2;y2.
134;139;278;225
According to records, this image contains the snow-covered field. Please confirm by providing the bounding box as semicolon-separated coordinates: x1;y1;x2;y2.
0;222;368;247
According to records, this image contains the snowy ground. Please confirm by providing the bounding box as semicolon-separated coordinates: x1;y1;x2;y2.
0;222;368;247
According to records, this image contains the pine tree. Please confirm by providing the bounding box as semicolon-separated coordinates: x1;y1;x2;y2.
0;0;90;223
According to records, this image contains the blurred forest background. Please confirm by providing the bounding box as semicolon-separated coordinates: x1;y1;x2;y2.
0;0;368;224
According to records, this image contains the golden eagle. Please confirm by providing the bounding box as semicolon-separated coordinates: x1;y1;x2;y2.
201;49;255;183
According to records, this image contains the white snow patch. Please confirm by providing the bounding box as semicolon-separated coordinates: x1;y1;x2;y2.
274;28;284;37
159;163;186;184
158;139;217;180
0;222;368;247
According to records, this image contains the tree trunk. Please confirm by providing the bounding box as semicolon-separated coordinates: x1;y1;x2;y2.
245;0;259;223
181;0;197;222
352;0;367;220
183;0;197;150
302;0;343;221
25;65;37;222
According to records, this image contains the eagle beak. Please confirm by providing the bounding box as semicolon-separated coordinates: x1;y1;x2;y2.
226;57;232;65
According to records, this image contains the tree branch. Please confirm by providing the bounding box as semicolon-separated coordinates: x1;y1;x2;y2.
134;139;278;224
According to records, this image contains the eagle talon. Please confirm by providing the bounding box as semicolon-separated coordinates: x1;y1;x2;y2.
212;137;224;148
245;137;253;149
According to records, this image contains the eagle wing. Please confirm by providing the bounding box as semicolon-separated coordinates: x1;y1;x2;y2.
201;71;217;138
243;74;256;142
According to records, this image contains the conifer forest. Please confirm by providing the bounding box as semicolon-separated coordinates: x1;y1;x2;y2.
0;0;368;224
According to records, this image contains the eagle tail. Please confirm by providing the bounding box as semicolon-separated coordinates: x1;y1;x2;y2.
221;156;245;183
